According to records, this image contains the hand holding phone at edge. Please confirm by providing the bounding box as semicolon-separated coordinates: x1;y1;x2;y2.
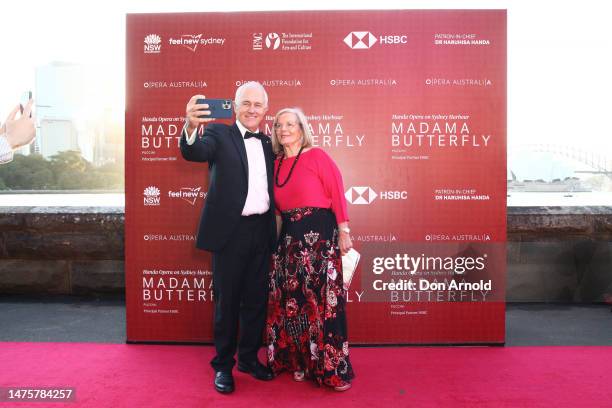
185;94;213;135
1;99;36;149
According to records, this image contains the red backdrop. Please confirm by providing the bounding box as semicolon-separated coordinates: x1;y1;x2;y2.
126;10;507;344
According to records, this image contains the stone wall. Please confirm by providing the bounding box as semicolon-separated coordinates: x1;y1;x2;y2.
1;206;611;302
507;207;612;302
0;207;124;295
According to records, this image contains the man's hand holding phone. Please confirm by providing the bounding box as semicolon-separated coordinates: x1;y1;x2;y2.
185;94;214;135
185;95;234;135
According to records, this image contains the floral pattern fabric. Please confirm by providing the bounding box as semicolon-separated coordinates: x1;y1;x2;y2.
266;207;354;387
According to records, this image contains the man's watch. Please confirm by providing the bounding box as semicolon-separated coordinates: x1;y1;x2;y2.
340;227;350;234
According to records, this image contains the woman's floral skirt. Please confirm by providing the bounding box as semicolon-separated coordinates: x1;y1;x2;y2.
266;207;354;387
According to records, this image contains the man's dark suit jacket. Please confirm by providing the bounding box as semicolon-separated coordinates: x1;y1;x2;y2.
180;122;276;252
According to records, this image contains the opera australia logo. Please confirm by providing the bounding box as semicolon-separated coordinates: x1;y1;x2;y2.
265;33;281;49
144;34;162;54
345;186;408;204
143;186;161;206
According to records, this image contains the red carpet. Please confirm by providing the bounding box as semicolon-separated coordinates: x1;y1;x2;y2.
1;343;610;407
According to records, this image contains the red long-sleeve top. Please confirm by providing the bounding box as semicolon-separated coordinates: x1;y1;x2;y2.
274;147;349;224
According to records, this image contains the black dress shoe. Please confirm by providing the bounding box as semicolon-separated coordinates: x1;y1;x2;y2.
214;371;235;394
237;360;274;381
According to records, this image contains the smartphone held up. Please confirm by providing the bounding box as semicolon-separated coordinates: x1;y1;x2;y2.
20;91;32;117
196;98;233;119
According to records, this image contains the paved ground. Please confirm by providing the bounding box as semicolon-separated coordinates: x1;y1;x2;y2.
0;295;610;345
0;295;125;343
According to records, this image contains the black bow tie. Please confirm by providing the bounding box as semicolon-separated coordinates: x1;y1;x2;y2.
244;131;264;141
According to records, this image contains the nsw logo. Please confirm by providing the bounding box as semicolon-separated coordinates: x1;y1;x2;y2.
144;34;162;54
144;186;161;206
265;33;280;49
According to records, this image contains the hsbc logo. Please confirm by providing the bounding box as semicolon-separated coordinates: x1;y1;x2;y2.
344;32;377;49
343;32;407;49
345;186;377;204
345;186;408;204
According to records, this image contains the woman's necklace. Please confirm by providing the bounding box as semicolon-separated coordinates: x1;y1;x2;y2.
275;145;305;188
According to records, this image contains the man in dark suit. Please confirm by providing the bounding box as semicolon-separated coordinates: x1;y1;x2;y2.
180;81;276;394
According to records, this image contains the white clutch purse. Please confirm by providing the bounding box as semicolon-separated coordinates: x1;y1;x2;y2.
342;248;360;290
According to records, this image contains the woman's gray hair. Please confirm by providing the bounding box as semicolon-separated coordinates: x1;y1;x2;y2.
234;81;268;111
271;107;314;155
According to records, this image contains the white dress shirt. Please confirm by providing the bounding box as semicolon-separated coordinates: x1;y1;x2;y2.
184;121;270;215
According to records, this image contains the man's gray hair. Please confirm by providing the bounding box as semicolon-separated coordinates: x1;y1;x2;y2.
234;81;268;110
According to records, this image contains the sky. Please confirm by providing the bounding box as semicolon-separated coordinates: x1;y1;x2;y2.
1;0;611;159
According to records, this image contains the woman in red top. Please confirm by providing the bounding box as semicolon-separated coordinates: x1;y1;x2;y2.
266;107;355;391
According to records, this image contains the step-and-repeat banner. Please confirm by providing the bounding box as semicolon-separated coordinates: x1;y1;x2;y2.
126;10;507;344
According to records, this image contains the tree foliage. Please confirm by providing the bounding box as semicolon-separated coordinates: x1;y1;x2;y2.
0;151;123;190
